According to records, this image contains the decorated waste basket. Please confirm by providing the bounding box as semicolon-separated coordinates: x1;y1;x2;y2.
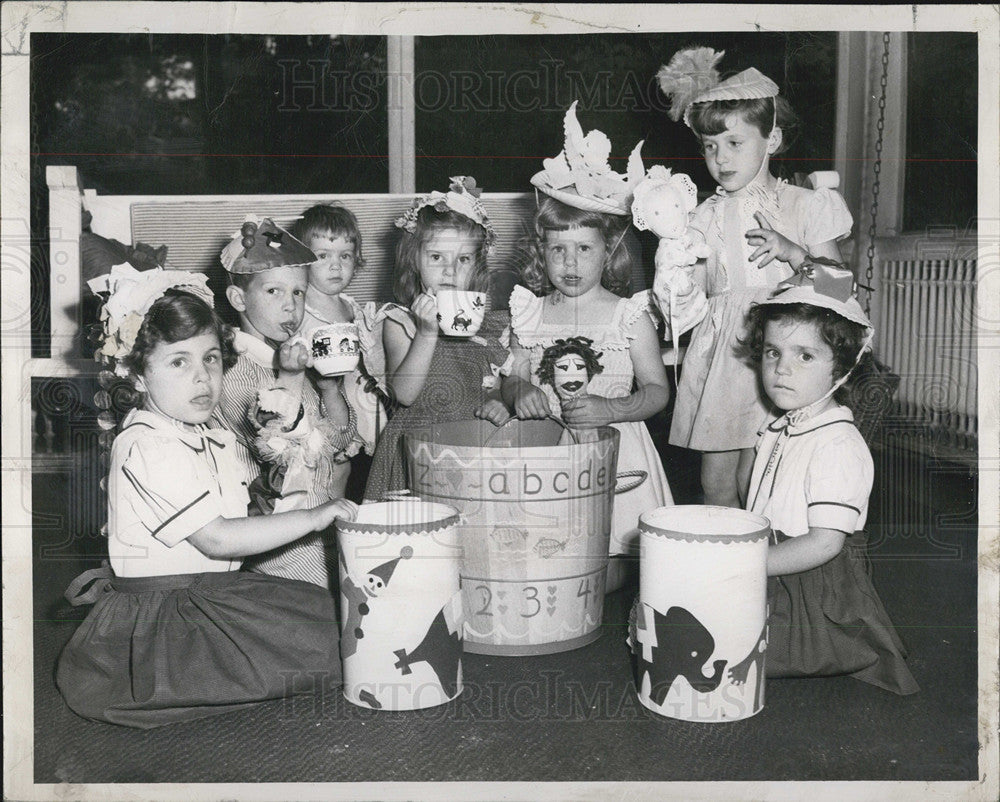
632;505;770;722
335;500;463;710
405;418;621;656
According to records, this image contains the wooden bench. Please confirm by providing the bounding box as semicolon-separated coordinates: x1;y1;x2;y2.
45;166;555;374
44;165;663;375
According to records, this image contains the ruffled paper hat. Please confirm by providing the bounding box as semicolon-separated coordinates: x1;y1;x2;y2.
764;258;873;337
657;48;780;128
395;176;496;250
87;264;215;375
531;101;645;216
220;216;317;274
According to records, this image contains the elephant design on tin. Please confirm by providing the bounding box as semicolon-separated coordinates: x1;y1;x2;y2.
727;620;767;711
632;603;727;706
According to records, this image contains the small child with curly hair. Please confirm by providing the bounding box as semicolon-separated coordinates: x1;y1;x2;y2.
362;177;512;502
57;266;357;728
736;261;918;694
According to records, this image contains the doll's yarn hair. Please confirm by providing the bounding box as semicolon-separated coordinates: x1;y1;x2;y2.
291;204;366;270
688;96;800;155
536;336;604;389
737;301;873;406
393;205;490;305
122;289;238;380
522;197;632;298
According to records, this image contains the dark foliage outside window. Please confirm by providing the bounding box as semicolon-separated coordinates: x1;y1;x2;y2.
903;32;977;232
414;32;838;194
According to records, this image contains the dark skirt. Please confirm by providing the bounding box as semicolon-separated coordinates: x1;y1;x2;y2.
767;531;919;695
56;570;341;728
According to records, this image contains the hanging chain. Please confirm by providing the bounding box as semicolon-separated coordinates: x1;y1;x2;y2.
864;32;891;317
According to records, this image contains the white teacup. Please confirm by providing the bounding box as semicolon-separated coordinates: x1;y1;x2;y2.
436;290;486;337
309;322;360;376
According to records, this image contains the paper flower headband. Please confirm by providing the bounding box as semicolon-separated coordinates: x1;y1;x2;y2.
657;48;780;128
87;264;215;375
531;101;645;216
394;176;497;249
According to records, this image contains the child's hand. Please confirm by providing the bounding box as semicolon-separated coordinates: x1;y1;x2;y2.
561;394;613;428
513;385;551;419
313;498;359;532
746;212;808;269
277;337;311;374
412;292;440;337
475;398;513;426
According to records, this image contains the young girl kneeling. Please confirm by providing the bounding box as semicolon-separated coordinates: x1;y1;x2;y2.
739;262;918;694
56;267;357;728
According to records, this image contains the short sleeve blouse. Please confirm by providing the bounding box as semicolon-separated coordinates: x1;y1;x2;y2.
689;183;853;295
108;409;250;577
748;405;873;538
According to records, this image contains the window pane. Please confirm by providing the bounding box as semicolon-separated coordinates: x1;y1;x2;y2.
414;32;838;195
903;33;977;232
30;33;388;356
32;33;389;195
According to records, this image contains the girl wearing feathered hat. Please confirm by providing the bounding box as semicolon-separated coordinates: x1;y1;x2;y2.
656;48;854;509
735;260;918;694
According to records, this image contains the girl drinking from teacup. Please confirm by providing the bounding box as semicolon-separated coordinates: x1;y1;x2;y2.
56;266;358;728
501;103;674;592
656;48;854;508
291;203;388;464
362;177;512;503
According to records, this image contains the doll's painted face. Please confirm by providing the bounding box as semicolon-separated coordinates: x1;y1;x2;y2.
553;352;589;399
642;184;690;239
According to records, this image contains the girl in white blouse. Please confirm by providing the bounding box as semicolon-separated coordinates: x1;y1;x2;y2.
57;266;357;728
738;261;917;695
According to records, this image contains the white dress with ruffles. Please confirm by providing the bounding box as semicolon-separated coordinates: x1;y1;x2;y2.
504;285;673;557
670;182;853;451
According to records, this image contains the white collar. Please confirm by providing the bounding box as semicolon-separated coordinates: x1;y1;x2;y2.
233;329;277;369
120;408;235;451
767;403;855;436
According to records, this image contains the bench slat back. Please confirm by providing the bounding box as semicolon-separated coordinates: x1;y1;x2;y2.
129;193;538;304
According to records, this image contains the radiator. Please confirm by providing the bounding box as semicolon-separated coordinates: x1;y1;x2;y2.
877;243;977;455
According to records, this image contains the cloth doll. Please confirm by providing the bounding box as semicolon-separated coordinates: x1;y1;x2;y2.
631;165;710;369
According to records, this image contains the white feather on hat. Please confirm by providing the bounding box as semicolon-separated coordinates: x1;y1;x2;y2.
656;47;726;122
657;48;780;128
530;101;645;216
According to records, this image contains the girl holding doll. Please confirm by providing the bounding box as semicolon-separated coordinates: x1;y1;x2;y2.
657;48;854;507
501;104;673;591
56;266;358;728
362;177;512;503
737;261;918;694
